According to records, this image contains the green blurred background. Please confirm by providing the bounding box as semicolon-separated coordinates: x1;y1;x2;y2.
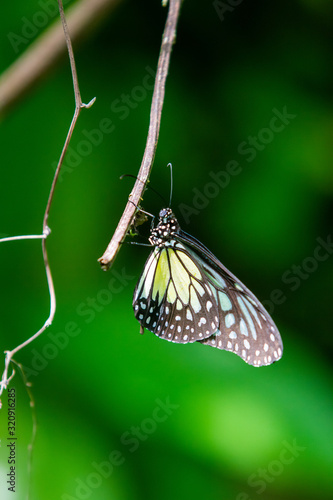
1;0;333;499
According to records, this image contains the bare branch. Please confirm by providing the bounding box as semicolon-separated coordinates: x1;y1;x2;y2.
0;0;94;401
0;0;121;118
98;0;182;271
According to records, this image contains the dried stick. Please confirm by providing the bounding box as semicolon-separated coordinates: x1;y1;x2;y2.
0;0;94;401
0;0;121;118
98;0;182;271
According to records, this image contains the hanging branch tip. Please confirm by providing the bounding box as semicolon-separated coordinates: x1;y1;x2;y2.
98;0;182;270
82;97;96;109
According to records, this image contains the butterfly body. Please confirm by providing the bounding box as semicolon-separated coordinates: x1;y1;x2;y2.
133;208;283;367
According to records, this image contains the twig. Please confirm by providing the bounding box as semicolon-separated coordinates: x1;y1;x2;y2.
98;0;183;271
0;0;94;401
0;233;47;243
0;0;122;118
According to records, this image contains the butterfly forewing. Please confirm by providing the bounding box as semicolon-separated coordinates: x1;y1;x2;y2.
133;243;220;343
133;208;283;367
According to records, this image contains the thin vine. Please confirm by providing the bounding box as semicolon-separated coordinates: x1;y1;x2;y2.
0;0;95;404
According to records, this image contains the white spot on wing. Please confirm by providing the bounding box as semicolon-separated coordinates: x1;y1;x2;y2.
244;339;250;350
192;279;205;297
218;292;232;311
134;248;158;301
237;296;257;340
186;309;193;321
209;284;218;302
141;250;159;299
240;318;249;337
225;313;235;328
190;286;201;313
243;297;262;328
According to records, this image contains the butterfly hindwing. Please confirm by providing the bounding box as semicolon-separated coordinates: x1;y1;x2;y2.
178;234;283;366
199;278;283;366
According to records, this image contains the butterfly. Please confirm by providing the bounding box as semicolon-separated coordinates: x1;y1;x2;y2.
133;207;283;366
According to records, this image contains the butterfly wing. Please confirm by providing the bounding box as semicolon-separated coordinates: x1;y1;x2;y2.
177;230;283;366
133;243;221;343
132;220;283;367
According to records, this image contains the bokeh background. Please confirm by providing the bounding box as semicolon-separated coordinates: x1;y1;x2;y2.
1;0;333;499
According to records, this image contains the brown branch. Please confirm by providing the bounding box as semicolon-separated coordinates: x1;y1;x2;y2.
0;0;122;118
98;0;183;271
0;0;94;400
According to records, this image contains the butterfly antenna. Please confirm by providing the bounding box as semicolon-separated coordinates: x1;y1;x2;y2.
127;199;154;219
120;174;167;205
167;163;173;207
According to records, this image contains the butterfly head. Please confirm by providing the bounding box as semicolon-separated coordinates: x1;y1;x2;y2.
149;208;180;247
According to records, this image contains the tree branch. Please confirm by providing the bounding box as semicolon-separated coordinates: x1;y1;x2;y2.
98;0;183;271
